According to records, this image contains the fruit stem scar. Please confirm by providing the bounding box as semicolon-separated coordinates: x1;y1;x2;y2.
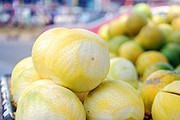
91;57;95;60
162;91;180;96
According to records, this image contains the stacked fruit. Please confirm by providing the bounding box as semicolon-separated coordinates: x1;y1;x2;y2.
10;3;180;120
97;3;180;119
11;28;145;120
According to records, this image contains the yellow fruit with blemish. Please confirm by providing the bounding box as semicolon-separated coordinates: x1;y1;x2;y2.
32;28;110;92
11;57;41;104
16;80;86;120
152;81;180;120
84;80;144;120
140;70;180;115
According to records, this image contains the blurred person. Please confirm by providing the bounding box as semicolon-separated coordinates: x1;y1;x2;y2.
2;0;14;25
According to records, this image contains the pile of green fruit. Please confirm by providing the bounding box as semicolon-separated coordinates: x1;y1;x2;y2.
97;3;180;119
98;3;180;70
10;3;180;120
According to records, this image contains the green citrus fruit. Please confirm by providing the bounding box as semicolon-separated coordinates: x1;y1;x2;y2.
132;3;151;18
161;43;180;66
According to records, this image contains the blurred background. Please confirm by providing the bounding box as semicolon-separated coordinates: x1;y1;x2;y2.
0;0;180;75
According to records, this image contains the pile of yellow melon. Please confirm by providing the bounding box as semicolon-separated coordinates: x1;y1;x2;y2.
11;28;144;120
11;3;180;120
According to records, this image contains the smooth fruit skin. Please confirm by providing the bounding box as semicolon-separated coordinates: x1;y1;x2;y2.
84;80;144;120
16;80;86;120
108;15;128;38
119;41;144;63
152;81;180;120
136;51;168;75
108;57;138;88
11;57;41;104
140;70;180;115
125;13;147;36
135;25;165;50
132;3;151;18
32;28;110;92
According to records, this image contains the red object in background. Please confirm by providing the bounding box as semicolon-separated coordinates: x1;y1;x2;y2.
3;3;12;10
3;3;14;24
44;13;125;34
87;5;169;33
45;5;169;34
124;0;133;5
